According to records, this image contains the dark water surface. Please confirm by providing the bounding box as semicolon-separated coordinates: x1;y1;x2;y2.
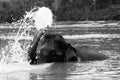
0;22;120;80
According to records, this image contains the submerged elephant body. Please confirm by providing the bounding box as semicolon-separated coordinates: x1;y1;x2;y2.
28;33;108;65
75;46;108;61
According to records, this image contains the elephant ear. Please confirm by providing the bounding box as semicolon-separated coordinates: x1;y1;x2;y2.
65;44;78;62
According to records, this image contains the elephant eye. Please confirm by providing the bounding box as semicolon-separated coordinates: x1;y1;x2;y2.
68;56;78;62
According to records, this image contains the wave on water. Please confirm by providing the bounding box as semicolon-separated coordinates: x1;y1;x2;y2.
53;21;120;28
0;36;33;40
0;33;119;40
63;34;120;39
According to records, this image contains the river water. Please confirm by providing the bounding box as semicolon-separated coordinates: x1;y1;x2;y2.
0;21;120;80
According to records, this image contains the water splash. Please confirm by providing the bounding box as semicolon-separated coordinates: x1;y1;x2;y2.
0;6;53;65
24;6;53;30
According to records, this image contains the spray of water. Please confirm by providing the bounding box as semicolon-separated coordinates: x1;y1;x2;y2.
25;6;53;30
0;6;53;65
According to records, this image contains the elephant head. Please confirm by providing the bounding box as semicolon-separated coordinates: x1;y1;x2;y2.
35;33;78;63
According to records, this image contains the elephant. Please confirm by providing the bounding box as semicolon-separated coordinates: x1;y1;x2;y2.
28;32;108;65
28;32;78;64
36;33;79;63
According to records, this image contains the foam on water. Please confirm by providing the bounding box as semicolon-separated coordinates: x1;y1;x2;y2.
0;6;53;73
0;63;53;74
